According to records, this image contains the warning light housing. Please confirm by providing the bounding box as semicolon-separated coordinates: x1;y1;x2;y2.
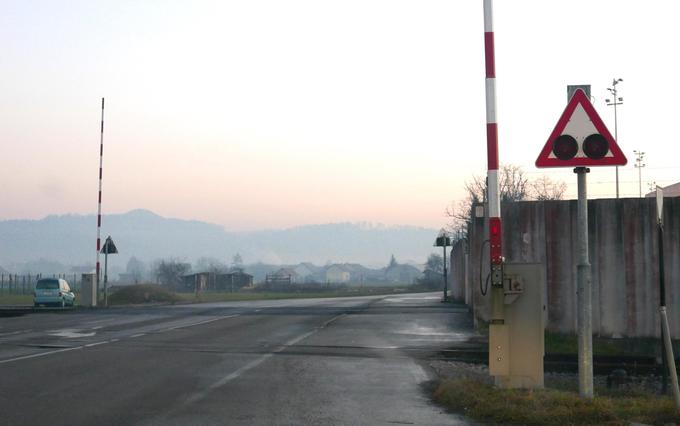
489;217;503;264
552;135;578;160
582;134;609;159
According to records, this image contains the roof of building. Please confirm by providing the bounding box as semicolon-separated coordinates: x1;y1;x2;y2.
272;268;298;277
645;182;680;198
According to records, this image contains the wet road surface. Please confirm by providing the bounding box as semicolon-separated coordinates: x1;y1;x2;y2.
0;292;472;425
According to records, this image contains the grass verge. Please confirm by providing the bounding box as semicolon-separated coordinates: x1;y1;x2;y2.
476;321;665;357
546;332;662;357
175;287;407;303
109;284;179;305
0;294;33;305
433;378;680;425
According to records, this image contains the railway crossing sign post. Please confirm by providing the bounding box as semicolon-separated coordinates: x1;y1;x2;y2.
100;236;118;308
536;87;627;399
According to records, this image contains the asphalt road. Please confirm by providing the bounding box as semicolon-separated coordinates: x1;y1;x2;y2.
0;292;473;425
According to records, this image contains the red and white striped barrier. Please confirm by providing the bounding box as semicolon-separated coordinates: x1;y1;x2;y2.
96;98;104;296
483;0;502;266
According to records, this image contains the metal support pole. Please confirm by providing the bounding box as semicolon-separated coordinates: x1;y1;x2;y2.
660;220;669;394
638;165;642;198
660;307;680;409
443;244;448;301
614;100;618;199
575;167;593;398
606;79;623;198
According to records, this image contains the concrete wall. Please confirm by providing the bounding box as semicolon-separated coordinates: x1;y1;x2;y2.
451;197;680;338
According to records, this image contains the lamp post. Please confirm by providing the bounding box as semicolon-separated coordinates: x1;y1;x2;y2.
434;231;452;302
634;150;646;198
606;78;623;198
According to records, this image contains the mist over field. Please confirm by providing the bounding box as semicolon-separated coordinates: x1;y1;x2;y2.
0;209;439;273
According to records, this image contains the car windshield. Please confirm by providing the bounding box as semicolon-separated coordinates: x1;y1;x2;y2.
36;280;59;290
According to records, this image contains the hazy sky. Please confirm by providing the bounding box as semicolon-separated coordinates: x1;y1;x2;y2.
2;0;679;231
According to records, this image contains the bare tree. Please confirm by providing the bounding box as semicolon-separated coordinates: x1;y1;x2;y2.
126;256;146;284
155;259;191;290
445;200;472;238
194;257;226;274
424;253;443;275
499;164;530;202
446;164;530;238
530;175;567;200
231;253;244;272
416;253;444;289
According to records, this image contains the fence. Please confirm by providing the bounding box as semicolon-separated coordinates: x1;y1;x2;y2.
0;273;82;295
451;196;680;339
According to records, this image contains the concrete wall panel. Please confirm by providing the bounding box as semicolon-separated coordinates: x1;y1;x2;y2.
452;196;680;338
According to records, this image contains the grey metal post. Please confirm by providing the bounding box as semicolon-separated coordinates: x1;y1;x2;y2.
614;98;619;198
660;307;680;408
660;216;669;394
575;167;593;398
104;251;109;308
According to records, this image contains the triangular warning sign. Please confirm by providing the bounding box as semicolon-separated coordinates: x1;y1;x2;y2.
536;89;627;168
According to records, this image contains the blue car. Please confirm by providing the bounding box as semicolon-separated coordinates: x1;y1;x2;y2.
34;278;76;307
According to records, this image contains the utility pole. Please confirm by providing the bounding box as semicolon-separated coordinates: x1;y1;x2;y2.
606;79;623;198
634;150;646;198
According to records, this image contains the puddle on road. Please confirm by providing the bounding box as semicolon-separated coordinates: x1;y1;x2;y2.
47;329;97;338
396;325;473;341
384;296;440;303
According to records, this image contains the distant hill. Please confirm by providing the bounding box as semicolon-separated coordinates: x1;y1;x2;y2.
0;209;438;272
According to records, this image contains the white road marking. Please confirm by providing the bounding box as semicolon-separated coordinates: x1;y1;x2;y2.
0;314;240;365
0;330;31;337
185;313;345;405
166;314;239;331
48;329;96;338
0;346;83;364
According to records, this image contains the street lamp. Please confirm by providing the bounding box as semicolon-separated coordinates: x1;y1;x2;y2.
606;78;624;199
434;230;452;302
634;150;646;198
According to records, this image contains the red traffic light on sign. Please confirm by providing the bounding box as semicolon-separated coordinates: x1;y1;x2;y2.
536;89;627;168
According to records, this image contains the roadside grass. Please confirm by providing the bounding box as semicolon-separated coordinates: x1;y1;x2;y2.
546;332;662;357
477;321;663;357
433;378;680;425
0;294;32;306
104;284;409;305
109;284;179;305
176;287;409;303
